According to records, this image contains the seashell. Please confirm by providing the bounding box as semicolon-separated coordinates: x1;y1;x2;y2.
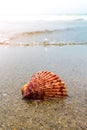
21;71;68;100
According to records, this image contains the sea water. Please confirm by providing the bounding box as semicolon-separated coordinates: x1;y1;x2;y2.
0;14;87;46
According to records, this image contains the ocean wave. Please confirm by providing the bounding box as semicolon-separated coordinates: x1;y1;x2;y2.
18;28;73;36
8;28;73;41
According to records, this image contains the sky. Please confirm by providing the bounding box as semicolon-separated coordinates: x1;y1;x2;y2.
0;0;87;16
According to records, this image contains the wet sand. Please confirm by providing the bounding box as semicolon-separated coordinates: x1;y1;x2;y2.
0;45;87;130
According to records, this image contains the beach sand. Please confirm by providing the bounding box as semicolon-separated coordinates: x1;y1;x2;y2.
0;45;87;130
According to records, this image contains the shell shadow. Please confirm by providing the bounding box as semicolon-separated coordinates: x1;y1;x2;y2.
21;96;68;107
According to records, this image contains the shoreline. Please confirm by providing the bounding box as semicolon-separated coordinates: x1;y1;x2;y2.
0;41;87;47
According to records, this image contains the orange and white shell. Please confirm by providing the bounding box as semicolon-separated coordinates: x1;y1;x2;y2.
21;71;68;99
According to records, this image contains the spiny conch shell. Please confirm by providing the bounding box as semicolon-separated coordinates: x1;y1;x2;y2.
21;71;68;100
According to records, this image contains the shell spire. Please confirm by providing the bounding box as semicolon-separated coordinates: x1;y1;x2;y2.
21;71;68;100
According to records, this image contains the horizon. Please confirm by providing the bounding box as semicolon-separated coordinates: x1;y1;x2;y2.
0;13;87;22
